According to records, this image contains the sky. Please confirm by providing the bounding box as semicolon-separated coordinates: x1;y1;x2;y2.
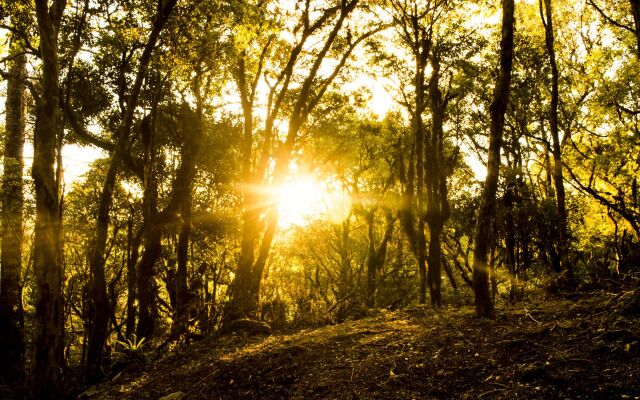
18;143;106;193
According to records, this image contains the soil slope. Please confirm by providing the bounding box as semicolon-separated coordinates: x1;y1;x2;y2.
83;290;640;399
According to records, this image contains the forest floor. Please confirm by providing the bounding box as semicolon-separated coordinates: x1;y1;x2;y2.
81;286;640;400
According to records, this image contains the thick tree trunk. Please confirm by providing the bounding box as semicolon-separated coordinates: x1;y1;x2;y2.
472;0;515;318
32;1;66;397
0;40;26;390
85;0;177;382
542;0;573;280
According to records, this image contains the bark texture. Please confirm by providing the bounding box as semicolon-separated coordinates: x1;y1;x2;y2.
0;39;26;390
32;1;66;397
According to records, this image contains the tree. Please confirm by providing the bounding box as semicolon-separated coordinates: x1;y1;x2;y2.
387;0;438;305
386;0;462;306
472;0;515;318
540;0;573;281
0;31;27;392
32;0;67;397
225;0;380;322
587;0;640;58
85;0;178;382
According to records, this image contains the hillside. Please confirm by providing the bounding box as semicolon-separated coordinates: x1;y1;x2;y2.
80;289;640;400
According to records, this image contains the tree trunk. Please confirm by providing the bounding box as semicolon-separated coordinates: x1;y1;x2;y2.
366;212;377;307
0;38;26;391
32;1;66;397
135;112;161;341
472;0;515;318
173;189;192;337
172;100;202;339
85;0;177;382
136;223;162;340
136;102;199;341
505;184;517;302
542;0;573;281
425;52;451;307
412;34;431;306
366;210;394;307
125;219;143;339
427;223;443;306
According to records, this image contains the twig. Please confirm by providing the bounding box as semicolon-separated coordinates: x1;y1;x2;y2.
524;308;542;324
479;388;507;398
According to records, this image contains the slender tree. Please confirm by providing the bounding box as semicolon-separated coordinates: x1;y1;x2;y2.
172;77;206;339
366;209;395;307
541;0;573;281
425;48;454;306
388;0;452;305
631;0;640;57
471;0;515;318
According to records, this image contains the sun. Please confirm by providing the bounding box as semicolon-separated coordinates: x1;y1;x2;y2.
276;176;352;228
277;177;324;228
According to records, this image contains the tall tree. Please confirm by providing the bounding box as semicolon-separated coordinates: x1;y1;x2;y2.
472;0;515;318
425;47;454;306
388;0;453;305
388;0;433;305
32;0;67;397
172;82;206;339
631;0;640;56
85;0;178;382
0;35;27;391
541;0;573;281
225;0;378;322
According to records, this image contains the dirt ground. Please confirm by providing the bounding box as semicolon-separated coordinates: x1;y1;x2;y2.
81;288;640;400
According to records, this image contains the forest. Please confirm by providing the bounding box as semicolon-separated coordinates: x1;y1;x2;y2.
0;0;639;398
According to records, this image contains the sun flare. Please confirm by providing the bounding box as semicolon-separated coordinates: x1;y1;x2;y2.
276;176;351;228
